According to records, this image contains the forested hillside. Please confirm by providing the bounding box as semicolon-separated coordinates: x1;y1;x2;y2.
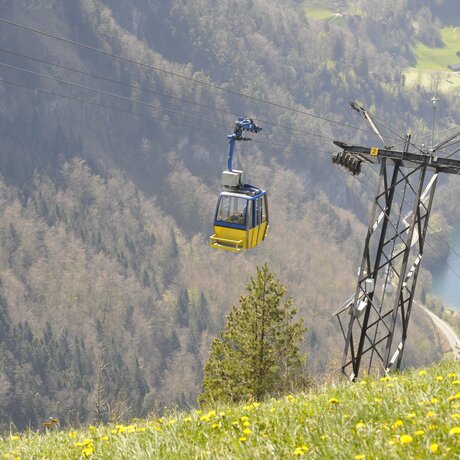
0;0;459;430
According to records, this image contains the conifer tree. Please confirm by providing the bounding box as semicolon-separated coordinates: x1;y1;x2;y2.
199;264;308;405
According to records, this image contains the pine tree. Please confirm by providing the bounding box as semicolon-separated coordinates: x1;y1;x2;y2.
199;264;308;405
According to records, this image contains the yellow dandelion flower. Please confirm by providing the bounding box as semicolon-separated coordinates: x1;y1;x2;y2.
375;397;383;403
360;380;367;385
212;423;219;429
184;417;192;422
270;407;276;413
453;380;460;385
328;397;339;404
449;373;457;379
75;442;85;447
101;436;109;441
418;370;426;376
400;434;413;445
301;445;308;452
414;430;425;437
355;455;365;460
232;421;240;426
10;436;19;441
431;398;439;404
136;427;146;433
82;447;94;457
239;436;247;442
436;376;444;381
286;394;294;401
84;439;93;445
243;428;252;435
449;426;460;436
356;422;366;430
207;410;216;419
453;414;460;419
200;415;210;422
426;411;436;418
405;413;416;419
380;376;391;381
241;415;249;422
243;421;250;427
391;420;403;429
110;429;117;434
450;393;460;401
428;424;438;430
320;435;326;440
430;443;439;454
387;383;393;388
294;448;305;456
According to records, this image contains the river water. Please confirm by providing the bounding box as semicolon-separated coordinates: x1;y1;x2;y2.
431;230;460;311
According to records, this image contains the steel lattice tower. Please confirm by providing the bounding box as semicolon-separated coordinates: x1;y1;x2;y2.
333;104;460;381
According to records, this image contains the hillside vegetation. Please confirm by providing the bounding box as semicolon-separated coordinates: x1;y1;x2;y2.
0;0;459;430
2;360;460;459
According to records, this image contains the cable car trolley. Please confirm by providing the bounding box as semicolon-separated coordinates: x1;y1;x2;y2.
210;117;269;252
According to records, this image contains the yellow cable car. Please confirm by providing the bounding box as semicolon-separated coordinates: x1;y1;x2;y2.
210;187;269;252
210;117;269;252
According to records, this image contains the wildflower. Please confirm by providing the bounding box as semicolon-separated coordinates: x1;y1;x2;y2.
374;397;382;404
200;415;210;422
207;410;216;419
414;430;425;437
449;393;460;401
243;428;252;435
453;414;460;419
355;455;365;459
136;427;146;432
449;373;457;379
241;416;249;422
391;420;403;429
101;436;109;441
328;397;339;404
430;443;439;454
270;407;276;413
356;422;366;430
449;426;460;436
212;423;219;429
426;411;436;418
431;398;439;404
400;434;413;445
419;370;427;376
10;436;19;441
294;447;305;456
405;413;416;420
184;417;192;422
453;380;460;385
82;446;94;457
380;376;391;381
239;436;247;442
243;421;251;427
436;376;444;381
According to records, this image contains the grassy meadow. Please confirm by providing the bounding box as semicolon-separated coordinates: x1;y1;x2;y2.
405;26;460;92
2;360;460;458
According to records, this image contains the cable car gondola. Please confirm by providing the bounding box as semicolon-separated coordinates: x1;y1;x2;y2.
210;118;269;252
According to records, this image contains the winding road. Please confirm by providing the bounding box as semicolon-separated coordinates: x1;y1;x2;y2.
418;303;460;360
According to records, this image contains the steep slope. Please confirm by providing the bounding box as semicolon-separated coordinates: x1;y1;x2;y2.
0;0;456;428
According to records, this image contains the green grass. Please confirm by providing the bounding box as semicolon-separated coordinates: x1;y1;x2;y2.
3;361;460;458
414;27;460;70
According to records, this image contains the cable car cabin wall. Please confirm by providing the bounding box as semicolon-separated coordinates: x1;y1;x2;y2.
210;187;269;252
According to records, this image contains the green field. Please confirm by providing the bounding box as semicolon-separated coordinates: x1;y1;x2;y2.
414;27;460;71
2;360;460;459
405;27;460;92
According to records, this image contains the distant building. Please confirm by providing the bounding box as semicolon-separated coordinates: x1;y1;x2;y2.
448;64;460;72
